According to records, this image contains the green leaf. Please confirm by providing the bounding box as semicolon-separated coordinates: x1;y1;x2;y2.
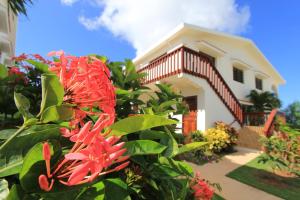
26;60;49;73
0;179;9;200
0;125;61;177
139;130;167;140
19;141;61;192
150;157;193;178
110;115;176;136
157;100;177;112
161;127;179;158
39;74;64;114
175;142;207;157
40;105;74;123
124;140;167;156
0;129;18;140
6;184;25;200
0;64;8;79
14;92;33;122
103;178;129;200
75;181;105;200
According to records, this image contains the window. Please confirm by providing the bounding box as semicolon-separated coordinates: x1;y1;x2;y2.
255;77;263;90
233;67;244;83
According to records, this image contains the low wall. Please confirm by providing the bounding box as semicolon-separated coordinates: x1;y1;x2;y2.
237;126;265;150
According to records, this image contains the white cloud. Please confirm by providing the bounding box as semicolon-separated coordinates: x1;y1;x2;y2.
61;0;78;6
76;0;250;55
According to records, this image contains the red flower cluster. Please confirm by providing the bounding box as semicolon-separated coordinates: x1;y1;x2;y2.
39;116;129;191
11;53;51;64
190;172;214;200
48;51;116;127
7;67;28;85
38;51;127;192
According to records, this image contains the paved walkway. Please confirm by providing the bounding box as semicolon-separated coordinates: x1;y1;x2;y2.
188;147;282;200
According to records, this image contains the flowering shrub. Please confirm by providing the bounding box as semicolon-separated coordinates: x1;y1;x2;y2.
189;172;216;200
204;128;230;153
259;124;300;176
0;52;209;199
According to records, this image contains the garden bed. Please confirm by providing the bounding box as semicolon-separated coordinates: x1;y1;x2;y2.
226;155;300;200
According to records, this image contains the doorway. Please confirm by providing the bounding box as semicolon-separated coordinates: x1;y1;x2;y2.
182;96;197;137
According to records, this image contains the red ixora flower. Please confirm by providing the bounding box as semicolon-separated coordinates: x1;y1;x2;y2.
39;117;129;191
190;172;214;200
48;50;116;127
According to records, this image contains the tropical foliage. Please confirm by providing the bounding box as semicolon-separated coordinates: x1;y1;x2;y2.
284;101;300;129
8;0;33;16
0;54;43;128
182;122;238;164
259;124;300;177
0;52;214;199
246;90;281;112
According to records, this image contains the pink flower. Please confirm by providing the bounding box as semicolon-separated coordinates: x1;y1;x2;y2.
11;53;27;62
39;175;54;192
48;51;116;127
190;172;214;200
39;118;129;190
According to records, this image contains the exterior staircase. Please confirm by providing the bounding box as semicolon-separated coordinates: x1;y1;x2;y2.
138;46;243;125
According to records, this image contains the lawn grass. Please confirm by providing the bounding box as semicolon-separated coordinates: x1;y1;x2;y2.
226;155;300;200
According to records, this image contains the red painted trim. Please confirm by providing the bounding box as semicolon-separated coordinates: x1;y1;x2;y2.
137;46;244;125
263;109;278;136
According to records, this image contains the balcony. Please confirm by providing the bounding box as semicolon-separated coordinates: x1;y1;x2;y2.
137;46;243;125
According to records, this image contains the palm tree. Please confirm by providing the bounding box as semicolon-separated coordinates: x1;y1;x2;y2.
8;0;33;16
247;90;281;112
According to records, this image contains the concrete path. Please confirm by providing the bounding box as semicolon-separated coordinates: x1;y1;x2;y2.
188;147;282;200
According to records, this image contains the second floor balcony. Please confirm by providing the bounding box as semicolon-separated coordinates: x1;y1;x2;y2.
137;46;244;125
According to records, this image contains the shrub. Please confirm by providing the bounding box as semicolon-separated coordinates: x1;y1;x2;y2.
215;121;238;149
0;52;209;199
260;124;300;177
204;128;231;153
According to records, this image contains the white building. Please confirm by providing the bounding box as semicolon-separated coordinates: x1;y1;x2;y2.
134;23;285;135
0;0;17;64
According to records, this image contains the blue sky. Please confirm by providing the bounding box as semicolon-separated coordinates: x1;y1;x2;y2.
16;0;300;107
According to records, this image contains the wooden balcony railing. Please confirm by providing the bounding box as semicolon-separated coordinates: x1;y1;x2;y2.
264;109;278;136
243;112;270;126
137;46;243;125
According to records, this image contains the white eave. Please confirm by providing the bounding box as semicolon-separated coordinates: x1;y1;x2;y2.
133;23;286;85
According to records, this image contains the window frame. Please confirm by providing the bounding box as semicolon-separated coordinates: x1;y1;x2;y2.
233;67;244;83
255;77;263;90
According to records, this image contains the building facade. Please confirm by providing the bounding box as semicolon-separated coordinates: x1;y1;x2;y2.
134;23;285;133
0;0;17;64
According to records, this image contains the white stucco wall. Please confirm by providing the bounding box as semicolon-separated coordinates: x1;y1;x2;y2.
133;26;284;131
134;31;283;103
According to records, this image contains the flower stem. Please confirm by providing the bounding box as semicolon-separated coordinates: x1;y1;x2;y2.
0;125;27;151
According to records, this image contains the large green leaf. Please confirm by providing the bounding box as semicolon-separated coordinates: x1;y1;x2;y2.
0;125;61;178
175;142;207;157
161;127;179;158
26;60;50;73
6;184;24;200
75;181;105;200
139;130;167;140
124;140;167;156
75;178;128;200
150;157;193;178
103;178;129;200
0;179;9;200
39;74;64;114
40;105;74;123
14;92;33;122
109;115;176;136
0;64;8;79
19;141;61;192
0;129;18;140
